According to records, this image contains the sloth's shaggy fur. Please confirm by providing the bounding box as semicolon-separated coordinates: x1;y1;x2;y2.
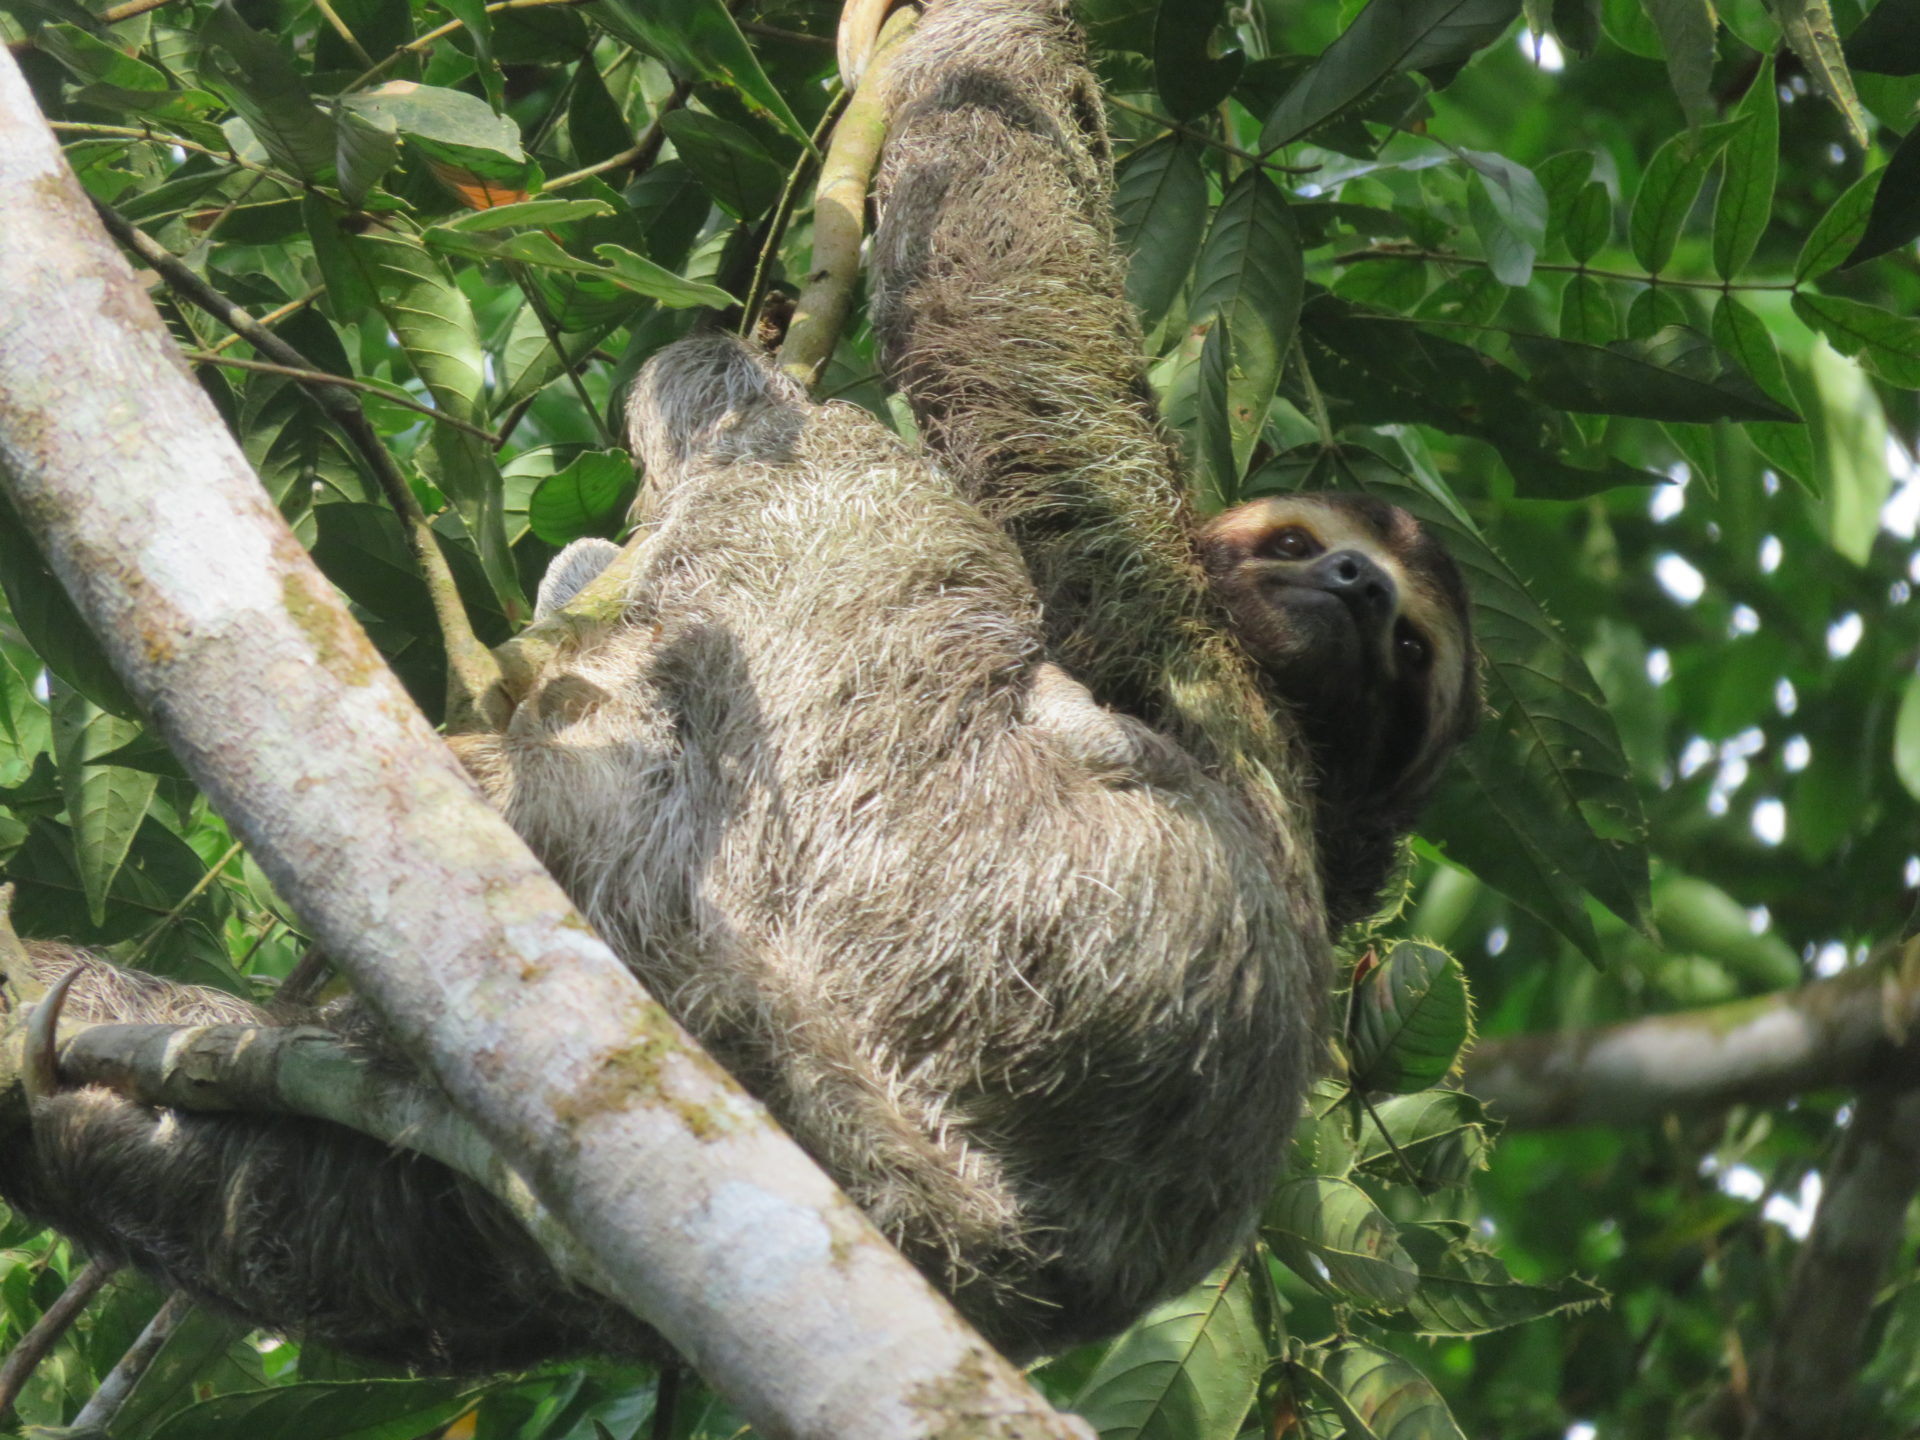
0;0;1469;1370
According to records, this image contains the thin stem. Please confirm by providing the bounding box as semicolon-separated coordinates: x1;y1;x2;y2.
741;21;834;47
1334;245;1800;292
509;266;613;445
1108;97;1317;177
49;122;311;193
125;839;244;967
69;1292;195;1432
345;0;594;91
91;202;505;728
544;78;693;192
1292;333;1335;450
312;0;375;68
205;286;322;356
0;1260;116;1423
187;354;502;445
740;89;847;340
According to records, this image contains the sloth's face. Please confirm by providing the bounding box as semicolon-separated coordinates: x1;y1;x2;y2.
1197;493;1477;803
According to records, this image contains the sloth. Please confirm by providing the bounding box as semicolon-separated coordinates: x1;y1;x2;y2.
0;0;1475;1374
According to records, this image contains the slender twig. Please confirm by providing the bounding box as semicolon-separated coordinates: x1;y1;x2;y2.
779;8;917;388
1334;245;1800;293
742;21;834;47
68;1291;193;1433
345;0;594;90
48;122;310;193
205;286;321;355
124;839;244;967
1108;96;1317;177
652;1364;685;1440
91;202;504;729
0;1260;116;1422
1292;333;1335;450
740;89;847;339
186;353;502;445
312;0;374;68
544;78;693;192
508;266;612;445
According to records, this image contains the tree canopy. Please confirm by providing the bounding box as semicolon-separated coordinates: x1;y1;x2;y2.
0;0;1916;1435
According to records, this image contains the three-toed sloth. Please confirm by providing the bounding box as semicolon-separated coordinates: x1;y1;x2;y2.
0;0;1475;1371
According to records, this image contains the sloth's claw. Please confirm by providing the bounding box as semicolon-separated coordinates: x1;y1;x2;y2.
23;968;79;1103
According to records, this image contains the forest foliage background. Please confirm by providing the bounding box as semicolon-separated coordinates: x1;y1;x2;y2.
0;0;1917;1434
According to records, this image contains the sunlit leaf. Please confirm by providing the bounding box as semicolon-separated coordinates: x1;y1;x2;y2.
1792;290;1920;387
1461;150;1546;285
1796;164;1882;279
1774;0;1870;146
1712;54;1777;278
49;679;158;928
1303;1343;1468;1440
1070;1265;1264;1440
1266;1177;1420;1306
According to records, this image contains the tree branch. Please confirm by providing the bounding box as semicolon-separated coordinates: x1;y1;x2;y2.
0;46;1087;1440
779;7;916;389
1464;958;1920;1128
0;1259;115;1423
1743;1088;1920;1440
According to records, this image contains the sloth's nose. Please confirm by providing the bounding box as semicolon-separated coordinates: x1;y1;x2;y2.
1314;550;1397;622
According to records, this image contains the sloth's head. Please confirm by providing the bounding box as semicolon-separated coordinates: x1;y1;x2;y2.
1199;493;1478;923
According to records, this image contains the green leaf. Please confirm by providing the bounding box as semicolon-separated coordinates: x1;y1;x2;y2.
1462;150;1546;285
1114;133;1209;327
1845;0;1920;76
334;106;400;209
527;450;636;544
100;1303;251;1439
1513;325;1800;422
1711;294;1816;490
1535;149;1593;252
200;9;336;180
1388;1223;1607;1336
1564;180;1611;262
1558;273;1614;346
1642;0;1718;123
1070;1265;1264;1440
1189;172;1303;478
1304;1343;1468;1440
49;679;158;928
1628;117;1745;273
1348;940;1472;1092
1845;124;1920;266
594;244;738;309
0;493;136;717
1154;0;1245;119
1796;164;1883;279
1775;0;1870;146
436;198;617;231
1259;0;1524;149
148;1378;484;1440
421;225;734;309
1712;54;1777;278
658;110;784;219
1266;1177;1420;1306
587;0;809;144
1792;290;1920;387
1351;1091;1495;1189
1195;318;1240;505
339;81;526;163
37;22;170;93
1896;671;1920;802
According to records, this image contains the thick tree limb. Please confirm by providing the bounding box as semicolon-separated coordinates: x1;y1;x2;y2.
0;46;1086;1440
1743;1087;1920;1440
1465;958;1920;1128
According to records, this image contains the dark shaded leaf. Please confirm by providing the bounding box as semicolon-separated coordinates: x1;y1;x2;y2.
341;82;526;163
1845;0;1920;75
1643;0;1718;122
1564;180;1610;262
1711;294;1817;490
200;8;336;179
588;0;809;143
1776;0;1870;146
148;1378;484;1440
658;110;784;219
49;679;157;927
1259;0;1523;149
1513;325;1799;422
1153;0;1244;118
1844;124;1920;266
1113;133;1208;326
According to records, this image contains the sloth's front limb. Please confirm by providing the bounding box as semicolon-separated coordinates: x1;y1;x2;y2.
0;943;654;1371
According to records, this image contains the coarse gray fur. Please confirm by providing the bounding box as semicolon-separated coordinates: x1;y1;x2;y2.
0;0;1469;1373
